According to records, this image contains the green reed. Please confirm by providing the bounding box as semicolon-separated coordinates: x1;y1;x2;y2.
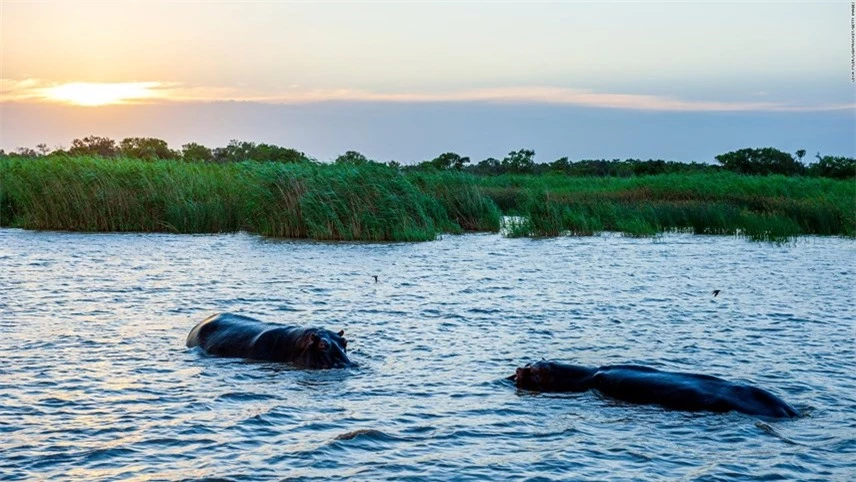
2;157;851;242
478;173;854;241
407;171;502;232
0;156;495;241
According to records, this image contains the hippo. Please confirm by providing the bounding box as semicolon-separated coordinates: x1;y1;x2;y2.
186;313;354;369
511;361;798;418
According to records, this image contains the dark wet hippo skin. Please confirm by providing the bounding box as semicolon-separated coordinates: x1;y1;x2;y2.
512;361;798;419
186;313;354;369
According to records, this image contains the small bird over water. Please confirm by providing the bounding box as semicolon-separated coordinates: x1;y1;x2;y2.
712;290;721;297
373;275;378;283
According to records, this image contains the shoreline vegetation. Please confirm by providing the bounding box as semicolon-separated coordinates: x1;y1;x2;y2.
1;137;854;243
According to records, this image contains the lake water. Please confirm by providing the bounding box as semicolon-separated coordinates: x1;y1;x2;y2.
1;229;854;481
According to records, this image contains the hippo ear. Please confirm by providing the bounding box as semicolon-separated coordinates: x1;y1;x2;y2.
338;330;345;337
308;333;319;344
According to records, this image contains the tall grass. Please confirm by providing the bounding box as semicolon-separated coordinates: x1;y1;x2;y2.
479;173;854;241
0;156;496;241
291;163;441;241
407;171;502;232
1;156;253;233
2;157;852;242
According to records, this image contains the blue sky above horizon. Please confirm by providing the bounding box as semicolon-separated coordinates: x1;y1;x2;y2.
1;2;854;161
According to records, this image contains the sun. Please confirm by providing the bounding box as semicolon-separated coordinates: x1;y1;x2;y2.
41;82;162;106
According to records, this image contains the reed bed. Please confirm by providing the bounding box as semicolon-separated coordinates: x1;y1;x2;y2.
482;173;854;242
0;156;493;241
407;171;502;232
2;157;852;242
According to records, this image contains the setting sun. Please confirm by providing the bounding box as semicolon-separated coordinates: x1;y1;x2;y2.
41;82;162;106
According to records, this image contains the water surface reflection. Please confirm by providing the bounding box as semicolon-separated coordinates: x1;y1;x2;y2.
1;230;854;480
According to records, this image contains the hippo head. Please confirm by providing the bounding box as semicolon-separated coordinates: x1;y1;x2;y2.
512;360;593;392
513;361;553;390
298;328;354;369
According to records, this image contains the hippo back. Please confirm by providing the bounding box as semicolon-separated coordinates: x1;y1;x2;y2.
186;313;353;369
186;313;264;358
720;383;799;418
592;365;798;418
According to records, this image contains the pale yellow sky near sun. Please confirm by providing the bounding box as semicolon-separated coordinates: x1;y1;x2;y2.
1;2;850;110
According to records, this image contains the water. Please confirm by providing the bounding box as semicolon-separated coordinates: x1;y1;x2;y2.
1;229;854;481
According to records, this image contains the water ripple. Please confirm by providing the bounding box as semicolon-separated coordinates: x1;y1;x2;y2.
0;229;854;480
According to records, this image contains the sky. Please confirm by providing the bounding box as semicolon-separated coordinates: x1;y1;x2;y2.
1;1;854;163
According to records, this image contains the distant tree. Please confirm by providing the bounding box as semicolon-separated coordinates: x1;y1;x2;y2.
181;143;214;162
119;137;176;160
715;147;804;176
795;149;806;163
809;153;856;179
423;152;470;171
212;140;243;163
253;143;308;163
47;145;69;157
632;159;668;176
68;136;119;157
387;160;402;170
335;150;370;165
573;159;611;177
438;152;470;171
212;140;255;163
36;143;50;156
212;140;308;163
501;149;536;174
449;154;470;170
471;157;502;175
15;147;39;157
549;157;570;173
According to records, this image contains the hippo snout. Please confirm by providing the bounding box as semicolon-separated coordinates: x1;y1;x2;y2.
514;366;536;387
334;358;355;369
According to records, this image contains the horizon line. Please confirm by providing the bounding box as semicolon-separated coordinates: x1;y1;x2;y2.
2;79;853;113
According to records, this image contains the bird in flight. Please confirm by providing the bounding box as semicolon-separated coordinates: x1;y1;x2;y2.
712;290;721;297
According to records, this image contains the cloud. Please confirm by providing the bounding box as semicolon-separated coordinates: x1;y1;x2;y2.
1;78;852;112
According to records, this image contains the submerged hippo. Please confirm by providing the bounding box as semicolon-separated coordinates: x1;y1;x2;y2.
511;361;798;419
186;313;354;369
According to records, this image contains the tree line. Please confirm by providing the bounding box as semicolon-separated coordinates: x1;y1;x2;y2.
1;136;853;179
2;137;309;164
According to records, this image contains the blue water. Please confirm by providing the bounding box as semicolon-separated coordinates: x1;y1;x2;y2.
1;229;854;481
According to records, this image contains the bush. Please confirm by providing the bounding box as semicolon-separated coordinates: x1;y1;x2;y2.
715;147;805;176
68;136;119;157
808;155;855;180
120;137;177;160
334;151;371;165
212;140;308;163
181;143;214;163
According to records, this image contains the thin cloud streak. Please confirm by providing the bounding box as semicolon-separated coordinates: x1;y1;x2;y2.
2;79;852;112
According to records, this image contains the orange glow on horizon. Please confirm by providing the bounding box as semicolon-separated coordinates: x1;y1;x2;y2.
40;82;163;106
0;78;851;113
